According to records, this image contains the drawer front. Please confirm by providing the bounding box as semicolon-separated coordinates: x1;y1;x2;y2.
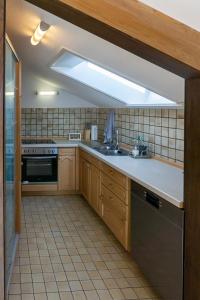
101;185;126;219
101;172;128;204
101;185;127;247
59;148;75;156
80;149;100;168
101;162;128;189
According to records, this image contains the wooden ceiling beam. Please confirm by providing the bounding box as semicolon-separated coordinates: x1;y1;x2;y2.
26;0;200;79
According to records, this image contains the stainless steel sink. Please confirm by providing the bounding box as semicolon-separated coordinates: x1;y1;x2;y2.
92;146;128;156
82;141;129;156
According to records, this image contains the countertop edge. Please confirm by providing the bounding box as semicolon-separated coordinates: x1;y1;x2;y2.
22;142;184;209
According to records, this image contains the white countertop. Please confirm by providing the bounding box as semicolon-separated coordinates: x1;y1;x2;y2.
22;140;184;208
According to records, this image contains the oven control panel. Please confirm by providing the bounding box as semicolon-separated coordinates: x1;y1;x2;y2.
22;148;58;155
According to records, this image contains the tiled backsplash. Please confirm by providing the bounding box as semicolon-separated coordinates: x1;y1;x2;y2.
22;107;184;164
21;108;98;137
98;108;184;164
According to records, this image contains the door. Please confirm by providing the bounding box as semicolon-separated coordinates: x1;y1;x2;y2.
90;164;100;214
80;158;91;201
4;39;18;292
101;185;127;247
58;155;75;191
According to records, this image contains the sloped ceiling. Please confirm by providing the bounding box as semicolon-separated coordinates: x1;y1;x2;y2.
139;0;200;32
6;0;185;107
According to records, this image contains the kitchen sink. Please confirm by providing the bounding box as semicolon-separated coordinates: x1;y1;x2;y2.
91;146;128;156
82;141;129;156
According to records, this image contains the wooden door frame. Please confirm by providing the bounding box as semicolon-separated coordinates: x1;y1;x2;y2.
1;0;199;298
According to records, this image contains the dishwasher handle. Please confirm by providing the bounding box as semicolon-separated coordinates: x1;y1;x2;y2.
144;191;162;209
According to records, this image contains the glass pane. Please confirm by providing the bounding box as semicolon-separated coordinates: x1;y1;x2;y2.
26;159;53;176
4;41;17;288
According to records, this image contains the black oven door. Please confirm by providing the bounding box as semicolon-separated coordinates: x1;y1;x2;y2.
22;155;58;183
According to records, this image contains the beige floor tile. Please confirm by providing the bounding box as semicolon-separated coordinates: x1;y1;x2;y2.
59;291;73;300
21;294;35;300
9;283;21;295
21;283;33;294
72;291;87;300
33;282;46;293
77;271;89;281
47;293;61;300
92;279;106;290
9;295;21;300
97;289;113;300
80;280;95;291
45;281;58;293
32;273;44;283
11;273;21;284
69;280;83;291
104;278;118;289
20;265;31;274
134;287;152;298
66;271;79;281
34;294;48;300
115;278;130;288
55;272;67;282
21;274;32;284
43;273;55;282
109;288;125;300
57;281;71;292
121;288;138;299
85;290;100;300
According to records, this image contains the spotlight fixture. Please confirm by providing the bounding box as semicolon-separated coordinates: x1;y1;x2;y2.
5;91;15;96
31;21;50;46
36;91;59;96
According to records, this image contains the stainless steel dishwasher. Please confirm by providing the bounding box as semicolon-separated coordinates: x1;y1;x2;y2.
131;181;184;300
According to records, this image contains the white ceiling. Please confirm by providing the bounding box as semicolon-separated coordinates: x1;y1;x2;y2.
6;0;185;107
139;0;200;32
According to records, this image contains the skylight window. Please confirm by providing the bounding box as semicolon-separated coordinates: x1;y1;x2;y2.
87;62;146;94
51;49;178;107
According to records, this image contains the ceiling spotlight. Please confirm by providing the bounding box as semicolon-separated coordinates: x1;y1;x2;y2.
5;91;15;96
31;21;50;46
36;91;59;96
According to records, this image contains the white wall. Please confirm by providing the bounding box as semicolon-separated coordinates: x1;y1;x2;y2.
22;66;96;108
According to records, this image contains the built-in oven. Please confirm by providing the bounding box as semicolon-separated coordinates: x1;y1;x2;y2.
22;148;58;183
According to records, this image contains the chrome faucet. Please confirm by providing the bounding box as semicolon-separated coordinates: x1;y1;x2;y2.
115;129;119;150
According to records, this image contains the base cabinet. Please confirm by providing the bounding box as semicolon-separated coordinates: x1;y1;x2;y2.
58;148;76;191
80;157;91;200
101;181;129;249
90;164;100;214
79;149;130;250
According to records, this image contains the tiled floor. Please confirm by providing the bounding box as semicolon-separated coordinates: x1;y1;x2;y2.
8;195;160;300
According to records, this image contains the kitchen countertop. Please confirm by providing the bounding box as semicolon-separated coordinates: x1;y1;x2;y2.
22;140;184;208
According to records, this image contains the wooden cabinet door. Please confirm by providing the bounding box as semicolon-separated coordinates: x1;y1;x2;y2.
80;158;91;201
90;164;100;214
58;155;76;191
101;185;127;248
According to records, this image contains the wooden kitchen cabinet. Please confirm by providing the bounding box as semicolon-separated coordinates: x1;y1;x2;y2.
90;164;100;214
79;149;130;250
80;157;91;201
101;184;129;249
79;151;101;214
58;148;76;191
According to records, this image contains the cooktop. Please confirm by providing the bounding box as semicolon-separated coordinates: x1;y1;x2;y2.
22;139;56;144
